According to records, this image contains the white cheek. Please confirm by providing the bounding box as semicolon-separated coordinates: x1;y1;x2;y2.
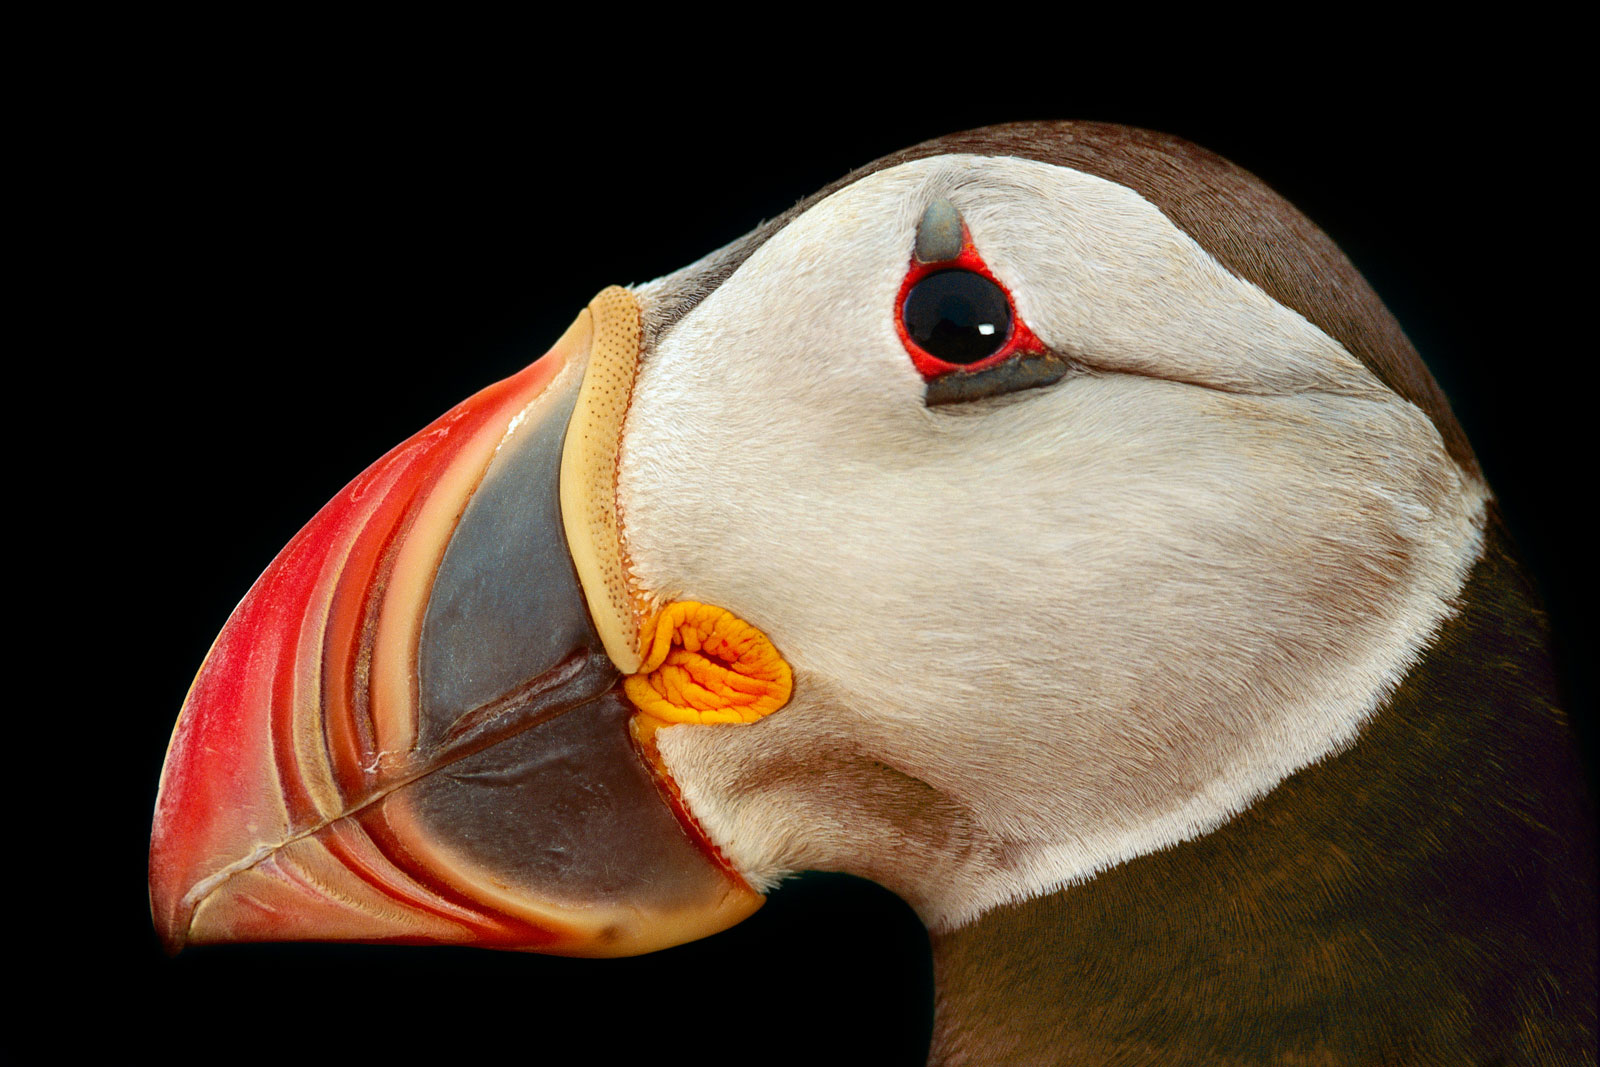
620;164;934;619
620;155;1488;931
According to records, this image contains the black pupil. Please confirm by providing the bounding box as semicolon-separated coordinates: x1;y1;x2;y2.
902;269;1012;365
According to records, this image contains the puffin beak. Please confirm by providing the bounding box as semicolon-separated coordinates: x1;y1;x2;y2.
150;287;762;956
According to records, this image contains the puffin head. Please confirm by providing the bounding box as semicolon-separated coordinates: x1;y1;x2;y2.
617;128;1489;933
155;124;1582;1053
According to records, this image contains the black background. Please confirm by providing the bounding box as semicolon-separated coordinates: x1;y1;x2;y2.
53;44;1593;1066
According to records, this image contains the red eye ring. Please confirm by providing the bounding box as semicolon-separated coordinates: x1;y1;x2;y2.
894;229;1046;380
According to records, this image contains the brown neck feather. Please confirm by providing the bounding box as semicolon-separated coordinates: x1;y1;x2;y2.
929;513;1596;1066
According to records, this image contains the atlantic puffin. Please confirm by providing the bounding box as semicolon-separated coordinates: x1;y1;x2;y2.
149;122;1597;1065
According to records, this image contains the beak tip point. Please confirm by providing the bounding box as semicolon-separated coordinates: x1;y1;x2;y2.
152;911;189;956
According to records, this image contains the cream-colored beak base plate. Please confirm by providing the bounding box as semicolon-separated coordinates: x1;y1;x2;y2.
560;285;647;674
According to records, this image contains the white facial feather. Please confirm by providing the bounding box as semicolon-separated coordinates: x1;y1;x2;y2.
620;156;1487;932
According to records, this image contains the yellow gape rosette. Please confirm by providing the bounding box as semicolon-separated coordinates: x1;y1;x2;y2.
625;602;792;727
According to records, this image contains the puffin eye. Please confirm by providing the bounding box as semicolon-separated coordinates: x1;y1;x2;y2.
901;269;1013;366
895;204;1068;404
